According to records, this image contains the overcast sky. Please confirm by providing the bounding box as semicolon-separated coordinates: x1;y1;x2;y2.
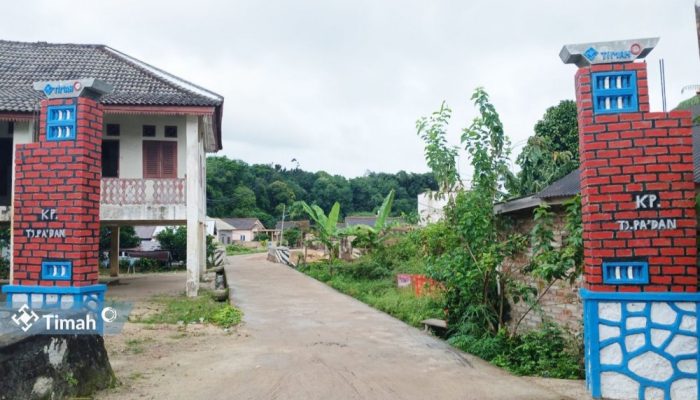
3;1;699;179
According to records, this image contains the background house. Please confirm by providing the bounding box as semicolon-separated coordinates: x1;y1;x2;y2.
0;40;224;295
217;218;265;243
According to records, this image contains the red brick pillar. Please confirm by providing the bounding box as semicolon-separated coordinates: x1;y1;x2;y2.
11;97;103;287
576;62;697;293
4;80;112;319
563;38;699;400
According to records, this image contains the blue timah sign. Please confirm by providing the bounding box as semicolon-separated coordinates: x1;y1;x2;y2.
43;81;81;97
32;78;114;99
559;38;659;67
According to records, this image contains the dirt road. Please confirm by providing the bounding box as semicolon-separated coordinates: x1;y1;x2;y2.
99;255;575;399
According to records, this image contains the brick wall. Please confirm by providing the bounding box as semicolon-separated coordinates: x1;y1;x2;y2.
576;62;697;293
12;97;103;287
506;213;583;334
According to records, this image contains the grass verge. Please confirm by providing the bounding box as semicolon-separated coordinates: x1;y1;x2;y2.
138;292;243;328
299;261;444;328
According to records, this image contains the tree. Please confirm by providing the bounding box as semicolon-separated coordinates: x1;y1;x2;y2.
231;186;257;214
99;226;141;260
510;100;579;196
156;226;187;262
416;101;460;194
418;88;526;335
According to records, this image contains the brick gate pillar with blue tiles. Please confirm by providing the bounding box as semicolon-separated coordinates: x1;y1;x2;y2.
2;79;113;325
561;38;700;400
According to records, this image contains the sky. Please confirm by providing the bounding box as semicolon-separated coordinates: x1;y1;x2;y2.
2;1;699;180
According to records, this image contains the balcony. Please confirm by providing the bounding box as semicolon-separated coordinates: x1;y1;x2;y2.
100;178;187;224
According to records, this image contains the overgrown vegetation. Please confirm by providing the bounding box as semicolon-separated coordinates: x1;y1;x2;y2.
139;292;242;328
300;247;444;328
299;88;584;379
413;88;584;378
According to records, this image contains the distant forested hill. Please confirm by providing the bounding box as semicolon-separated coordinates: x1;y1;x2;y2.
206;157;437;228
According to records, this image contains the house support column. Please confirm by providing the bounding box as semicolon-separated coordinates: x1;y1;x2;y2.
185;115;204;296
109;226;120;277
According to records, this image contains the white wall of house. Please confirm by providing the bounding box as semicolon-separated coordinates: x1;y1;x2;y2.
221;229;257;242
103;114;187;179
417;191;451;226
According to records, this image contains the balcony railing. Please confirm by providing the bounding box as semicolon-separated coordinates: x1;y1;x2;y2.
101;178;186;206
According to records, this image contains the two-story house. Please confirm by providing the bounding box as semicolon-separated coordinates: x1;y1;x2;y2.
0;40;224;295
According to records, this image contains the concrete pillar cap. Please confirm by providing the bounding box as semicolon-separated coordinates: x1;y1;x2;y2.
560;37;659;67
32;78;113;99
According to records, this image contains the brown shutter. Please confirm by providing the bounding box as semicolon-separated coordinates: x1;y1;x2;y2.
161;141;177;178
143;141;161;178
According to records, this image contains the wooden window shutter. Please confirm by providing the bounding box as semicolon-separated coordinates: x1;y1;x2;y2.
161;141;177;178
143;141;161;178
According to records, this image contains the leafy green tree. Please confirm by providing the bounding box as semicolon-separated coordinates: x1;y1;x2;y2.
99;226;142;261
416;101;460;193
418;88;526;335
231;186;257;214
510;100;578;196
156;226;188;262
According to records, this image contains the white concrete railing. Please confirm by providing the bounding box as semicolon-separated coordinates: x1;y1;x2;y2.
100;178;186;206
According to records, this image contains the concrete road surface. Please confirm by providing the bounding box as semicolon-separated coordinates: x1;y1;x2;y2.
219;254;569;400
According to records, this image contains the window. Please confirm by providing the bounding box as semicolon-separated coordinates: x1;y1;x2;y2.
143;141;177;178
602;260;649;285
164;125;178;138
8;122;13;135
106;124;120;137
102;140;120;178
46;105;76;141
592;71;638;115
142;125;156;137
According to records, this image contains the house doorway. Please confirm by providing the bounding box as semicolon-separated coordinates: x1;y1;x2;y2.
0;138;12;206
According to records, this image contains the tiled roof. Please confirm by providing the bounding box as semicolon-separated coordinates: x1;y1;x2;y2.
220;218;264;231
0;40;223;112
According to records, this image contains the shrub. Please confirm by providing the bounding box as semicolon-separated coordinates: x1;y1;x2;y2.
0;257;8;280
449;325;583;379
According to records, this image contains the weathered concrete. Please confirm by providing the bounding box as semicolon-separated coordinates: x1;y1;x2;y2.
221;253;568;400
0;333;116;399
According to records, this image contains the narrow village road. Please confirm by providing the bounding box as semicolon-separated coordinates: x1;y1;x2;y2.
217;253;569;400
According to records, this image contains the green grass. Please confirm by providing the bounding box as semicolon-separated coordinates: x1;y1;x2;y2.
124;338;153;354
138;292;243;328
300;262;444;328
226;244;267;256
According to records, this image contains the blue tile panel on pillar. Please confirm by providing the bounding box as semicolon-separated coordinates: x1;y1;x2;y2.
582;289;700;400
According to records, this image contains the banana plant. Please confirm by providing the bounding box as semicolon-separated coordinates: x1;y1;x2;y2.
344;190;395;250
300;201;341;273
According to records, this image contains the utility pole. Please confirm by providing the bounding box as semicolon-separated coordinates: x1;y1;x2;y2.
279;204;286;246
